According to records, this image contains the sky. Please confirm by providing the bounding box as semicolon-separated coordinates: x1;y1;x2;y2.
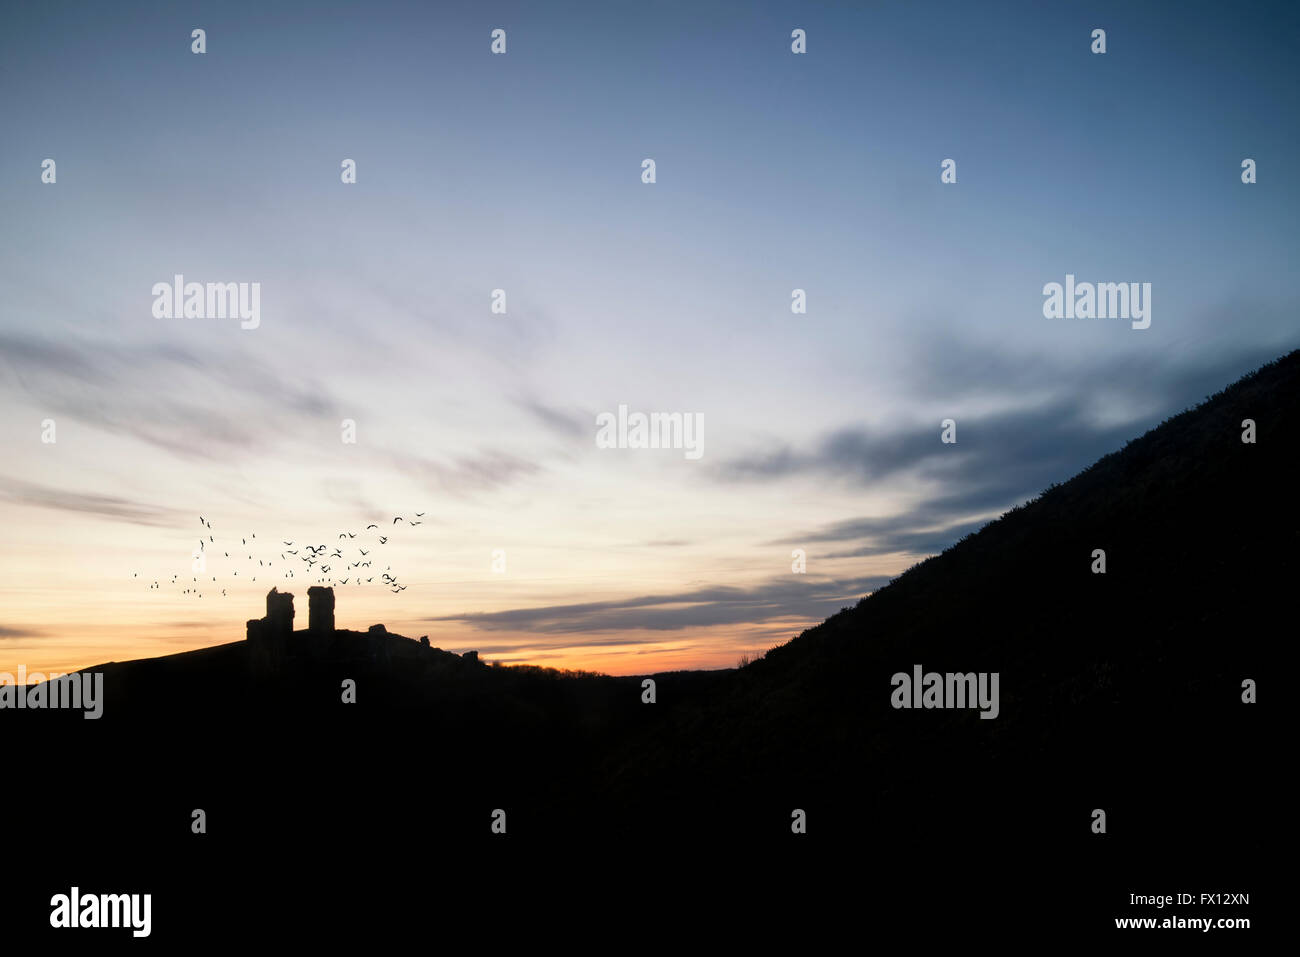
1;0;1297;676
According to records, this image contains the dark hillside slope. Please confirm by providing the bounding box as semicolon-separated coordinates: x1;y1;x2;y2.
597;350;1293;855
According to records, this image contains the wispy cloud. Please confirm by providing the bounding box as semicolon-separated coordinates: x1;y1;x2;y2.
514;397;589;439
384;448;542;496
0;475;184;527
431;574;888;634
727;340;1293;561
0;625;45;639
0;332;339;461
723;398;1132;488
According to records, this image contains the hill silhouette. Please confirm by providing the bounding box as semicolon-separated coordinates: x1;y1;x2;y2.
9;350;1290;940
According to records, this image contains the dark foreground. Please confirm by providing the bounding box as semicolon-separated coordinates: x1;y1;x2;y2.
7;352;1293;942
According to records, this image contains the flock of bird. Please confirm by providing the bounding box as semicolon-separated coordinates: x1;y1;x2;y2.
132;513;427;599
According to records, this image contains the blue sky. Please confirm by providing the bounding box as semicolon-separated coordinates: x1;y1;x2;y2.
1;0;1297;674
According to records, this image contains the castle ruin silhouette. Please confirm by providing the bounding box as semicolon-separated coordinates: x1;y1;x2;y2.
246;587;338;645
244;586;479;672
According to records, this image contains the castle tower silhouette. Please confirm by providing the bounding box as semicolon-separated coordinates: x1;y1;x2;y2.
266;588;294;637
308;586;335;635
246;587;298;673
243;585;466;669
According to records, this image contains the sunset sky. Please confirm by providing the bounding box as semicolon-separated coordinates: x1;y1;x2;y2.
2;1;1297;676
